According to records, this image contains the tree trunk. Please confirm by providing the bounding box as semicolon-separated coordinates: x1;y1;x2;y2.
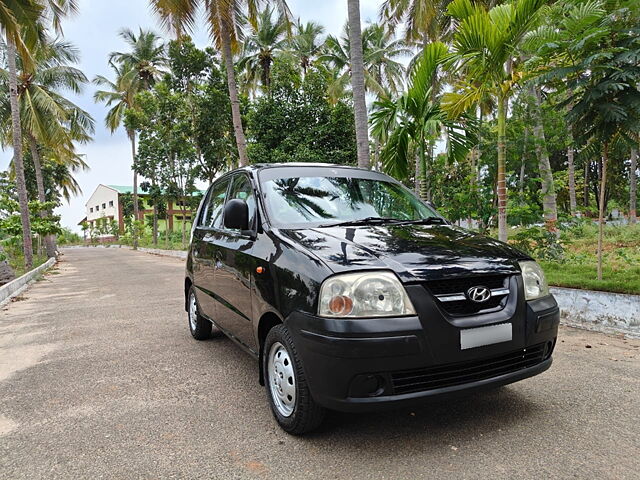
347;0;370;169
419;140;428;201
520;127;528;200
414;152;420;194
6;35;33;268
597;144;608;281
567;133;577;216
583;162;589;208
496;95;508;242
130;131;139;250
531;87;558;232
630;148;637;225
28;136;57;258
181;204;187;248
219;17;249;167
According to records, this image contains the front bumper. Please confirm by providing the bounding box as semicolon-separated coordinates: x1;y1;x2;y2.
287;283;559;412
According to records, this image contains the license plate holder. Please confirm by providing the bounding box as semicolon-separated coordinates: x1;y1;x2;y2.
460;323;512;350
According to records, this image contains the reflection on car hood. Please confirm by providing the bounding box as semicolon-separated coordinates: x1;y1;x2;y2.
278;224;527;282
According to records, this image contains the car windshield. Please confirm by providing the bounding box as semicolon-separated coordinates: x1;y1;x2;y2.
260;174;440;228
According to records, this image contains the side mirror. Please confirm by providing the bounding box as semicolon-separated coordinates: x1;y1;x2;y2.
224;199;249;231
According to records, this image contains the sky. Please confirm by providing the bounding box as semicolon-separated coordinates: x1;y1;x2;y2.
0;0;383;232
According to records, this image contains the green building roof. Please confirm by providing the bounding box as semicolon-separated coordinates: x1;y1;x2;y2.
107;185;206;195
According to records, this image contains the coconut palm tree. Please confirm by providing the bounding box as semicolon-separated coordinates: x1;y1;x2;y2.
93;63;142;242
237;6;287;93
1;0;77;268
346;0;369;169
2;0;41;268
443;0;546;242
109;28;167;90
149;0;292;167
287;19;324;76
319;23;409;101
371;42;476;200
0;37;94;257
97;28;165;247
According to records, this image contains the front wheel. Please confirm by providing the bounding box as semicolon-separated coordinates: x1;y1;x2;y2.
263;324;325;435
187;287;215;340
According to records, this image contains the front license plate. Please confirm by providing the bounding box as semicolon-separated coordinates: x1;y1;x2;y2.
460;323;512;350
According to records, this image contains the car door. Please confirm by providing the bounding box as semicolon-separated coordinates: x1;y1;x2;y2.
211;173;258;352
192;177;230;323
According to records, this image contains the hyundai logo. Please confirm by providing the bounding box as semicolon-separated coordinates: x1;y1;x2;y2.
467;286;491;303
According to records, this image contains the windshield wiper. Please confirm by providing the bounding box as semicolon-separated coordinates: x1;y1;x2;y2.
319;216;404;228
397;216;447;226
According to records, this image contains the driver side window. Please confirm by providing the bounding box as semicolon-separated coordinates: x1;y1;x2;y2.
200;178;229;228
226;174;256;230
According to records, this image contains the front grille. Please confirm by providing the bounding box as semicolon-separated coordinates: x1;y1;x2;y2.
425;275;508;295
424;275;510;316
390;344;546;395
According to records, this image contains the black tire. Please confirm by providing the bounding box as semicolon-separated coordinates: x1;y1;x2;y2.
263;324;325;435
187;287;212;340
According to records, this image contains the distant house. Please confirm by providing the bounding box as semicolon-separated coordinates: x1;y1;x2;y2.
79;184;204;235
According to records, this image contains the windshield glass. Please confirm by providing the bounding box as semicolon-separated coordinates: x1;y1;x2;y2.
260;174;439;228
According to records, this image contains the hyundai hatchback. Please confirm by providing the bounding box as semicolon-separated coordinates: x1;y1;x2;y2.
185;164;559;434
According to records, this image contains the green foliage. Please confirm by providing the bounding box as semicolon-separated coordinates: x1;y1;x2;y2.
511;226;565;261
246;60;357;165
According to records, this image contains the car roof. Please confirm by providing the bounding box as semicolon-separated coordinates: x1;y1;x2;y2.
227;162;369;174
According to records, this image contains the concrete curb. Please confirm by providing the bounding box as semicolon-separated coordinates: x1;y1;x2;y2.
550;287;639;338
0;257;57;306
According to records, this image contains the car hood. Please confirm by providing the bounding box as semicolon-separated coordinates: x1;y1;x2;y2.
278;224;527;282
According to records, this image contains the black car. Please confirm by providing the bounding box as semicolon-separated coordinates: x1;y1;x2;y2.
185;164;559;434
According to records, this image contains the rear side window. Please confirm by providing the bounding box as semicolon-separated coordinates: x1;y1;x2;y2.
226;174;256;229
200;178;229;228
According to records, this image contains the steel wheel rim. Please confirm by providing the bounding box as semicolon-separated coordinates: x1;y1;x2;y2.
268;342;296;417
189;292;198;331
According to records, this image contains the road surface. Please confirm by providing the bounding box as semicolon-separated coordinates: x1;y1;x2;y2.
1;247;639;479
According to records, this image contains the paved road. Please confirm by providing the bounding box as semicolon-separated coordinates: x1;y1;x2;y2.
1;248;639;479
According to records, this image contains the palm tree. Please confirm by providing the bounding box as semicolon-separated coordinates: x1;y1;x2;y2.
0;37;94;258
443;0;546;242
287;19;324;76
97;28;165;247
319;23;409;101
109;28;167;90
93;64;140;239
150;0;292;168
237;6;287;93
2;0;41;268
371;42;476;199
1;0;77;268
346;0;369;169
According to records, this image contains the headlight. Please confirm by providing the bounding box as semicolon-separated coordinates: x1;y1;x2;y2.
519;261;550;300
318;271;416;318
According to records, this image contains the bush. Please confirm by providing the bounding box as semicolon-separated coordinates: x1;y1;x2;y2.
510;227;564;261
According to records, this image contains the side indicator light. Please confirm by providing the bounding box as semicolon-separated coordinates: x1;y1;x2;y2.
256;266;265;274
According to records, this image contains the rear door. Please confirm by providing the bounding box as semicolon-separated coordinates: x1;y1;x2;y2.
210;173;258;352
192;177;230;322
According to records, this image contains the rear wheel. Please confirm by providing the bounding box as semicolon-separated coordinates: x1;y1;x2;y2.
263;324;325;435
187;287;213;340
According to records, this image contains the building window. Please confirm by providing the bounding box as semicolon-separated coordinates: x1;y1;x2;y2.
109;201;114;207
175;215;192;221
96;205;99;211
102;203;106;209
90;207;93;213
175;200;190;207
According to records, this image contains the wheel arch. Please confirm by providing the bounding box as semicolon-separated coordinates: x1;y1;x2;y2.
257;311;284;385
